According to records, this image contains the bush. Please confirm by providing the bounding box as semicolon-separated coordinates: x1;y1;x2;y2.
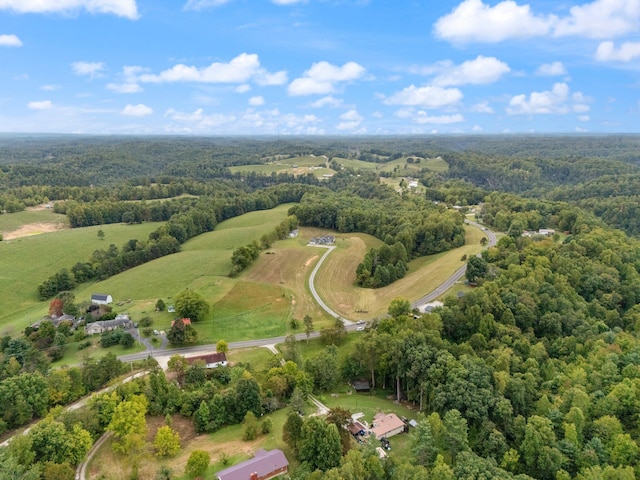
139;316;153;327
185;450;210;478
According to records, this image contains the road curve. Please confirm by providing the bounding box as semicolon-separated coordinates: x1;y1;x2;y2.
412;220;497;310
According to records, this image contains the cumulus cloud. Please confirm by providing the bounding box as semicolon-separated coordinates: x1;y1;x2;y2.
288;61;365;96
0;0;139;19
235;84;251;93
0;34;22;47
553;0;640;39
536;61;567;76
434;0;552;43
72;61;105;78
310;96;343;108
336;109;363;130
28;100;52;110
507;82;590;115
248;96;264;106
122;104;153;116
434;0;640;44
595;40;640;61
383;85;463;108
432;55;510;86
137;53;286;86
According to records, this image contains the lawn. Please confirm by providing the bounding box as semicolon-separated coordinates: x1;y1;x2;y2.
337;156;448;175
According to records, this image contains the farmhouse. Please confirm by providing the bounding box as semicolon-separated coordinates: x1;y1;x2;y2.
185;352;228;368
215;448;288;480
91;293;113;305
370;412;406;440
85;314;132;335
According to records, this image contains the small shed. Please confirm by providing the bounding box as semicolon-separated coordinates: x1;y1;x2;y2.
91;293;113;305
352;380;371;392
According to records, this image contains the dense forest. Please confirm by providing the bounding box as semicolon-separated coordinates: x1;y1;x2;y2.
5;135;640;479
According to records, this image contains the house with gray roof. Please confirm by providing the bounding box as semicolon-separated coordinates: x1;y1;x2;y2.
85;314;132;335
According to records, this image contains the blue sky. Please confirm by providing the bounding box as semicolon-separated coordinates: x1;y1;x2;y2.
1;0;640;135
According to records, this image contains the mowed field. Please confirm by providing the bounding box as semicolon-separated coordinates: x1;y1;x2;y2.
229;154;335;178
336;155;448;175
0;209;161;333
312;223;485;319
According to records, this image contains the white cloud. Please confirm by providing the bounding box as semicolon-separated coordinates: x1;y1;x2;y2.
553;0;640;39
434;0;552;43
336;109;363;130
122;104;153;116
28;100;52;110
471;101;494;113
0;0;139;19
383;85;463;108
272;0;305;4
414;112;465;124
595;40;640;61
72;61;105;78
288;61;365;96
165;108;236;127
137;53;282;86
536;61;567;76
183;0;231;10
0;34;21;47
472;125;483;131
41;84;60;91
310;96;343;108
432;55;510;86
434;0;640;44
507;82;590;115
248;96;264;106
235;84;251;93
107;82;142;93
578;115;590;121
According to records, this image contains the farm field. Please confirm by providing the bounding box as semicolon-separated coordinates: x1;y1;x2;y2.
336;155;448;175
228;154;334;178
0;216;161;333
312;223;486;319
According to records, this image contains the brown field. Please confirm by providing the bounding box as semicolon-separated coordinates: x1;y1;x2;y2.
3;222;66;240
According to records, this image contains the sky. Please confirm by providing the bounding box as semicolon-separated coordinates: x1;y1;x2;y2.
1;0;640;135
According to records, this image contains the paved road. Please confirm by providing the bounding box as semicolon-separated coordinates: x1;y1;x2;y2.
412;220;497;310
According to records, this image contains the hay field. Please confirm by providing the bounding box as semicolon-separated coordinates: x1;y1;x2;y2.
229;155;334;178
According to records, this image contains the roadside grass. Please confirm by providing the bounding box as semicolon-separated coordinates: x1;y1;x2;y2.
290;332;360;366
227;347;277;372
0;222;161;334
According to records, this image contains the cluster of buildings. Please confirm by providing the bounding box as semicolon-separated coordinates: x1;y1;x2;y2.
308;235;335;245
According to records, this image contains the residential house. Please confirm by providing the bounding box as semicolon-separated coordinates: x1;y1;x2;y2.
215;448;288;480
91;293;113;305
31;314;76;330
171;318;191;327
371;412;406;440
85;314;132;335
185;352;228;368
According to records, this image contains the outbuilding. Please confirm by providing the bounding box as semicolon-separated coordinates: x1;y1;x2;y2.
91;293;113;305
215;448;288;480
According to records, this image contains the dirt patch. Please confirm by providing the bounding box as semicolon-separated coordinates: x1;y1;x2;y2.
304;255;319;267
4;222;66;240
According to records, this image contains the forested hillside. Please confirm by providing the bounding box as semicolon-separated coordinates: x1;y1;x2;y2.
4;135;640;479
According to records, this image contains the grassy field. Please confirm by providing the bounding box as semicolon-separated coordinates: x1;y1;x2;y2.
336;156;448;175
229;155;335;179
312;223;486;319
0;217;161;334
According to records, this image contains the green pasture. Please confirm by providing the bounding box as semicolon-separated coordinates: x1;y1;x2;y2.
229;155;334;178
0;208;67;235
0;221;161;333
336;156;448;175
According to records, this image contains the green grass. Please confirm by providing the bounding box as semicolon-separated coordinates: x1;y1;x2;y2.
0;221;161;334
0;208;67;235
227;347;277;372
291;333;360;365
336;156;448;175
229;155;334;178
